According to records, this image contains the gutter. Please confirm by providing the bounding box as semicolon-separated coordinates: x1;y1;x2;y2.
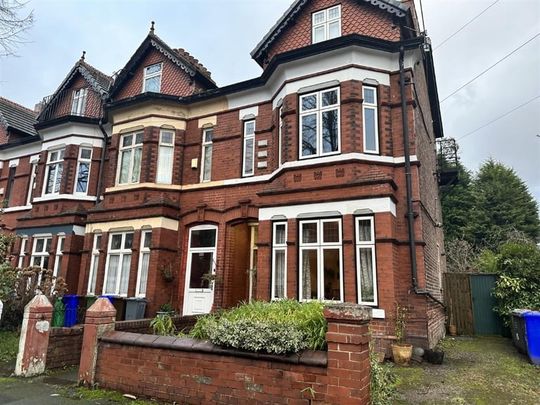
399;45;445;309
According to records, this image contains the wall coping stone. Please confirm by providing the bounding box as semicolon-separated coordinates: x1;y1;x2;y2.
100;331;327;367
324;302;372;325
50;326;84;336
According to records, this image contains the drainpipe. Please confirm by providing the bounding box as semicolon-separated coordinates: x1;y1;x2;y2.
399;45;445;309
96;117;108;205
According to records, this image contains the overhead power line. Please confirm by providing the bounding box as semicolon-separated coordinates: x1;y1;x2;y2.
440;32;540;103
434;0;501;50
457;95;540;141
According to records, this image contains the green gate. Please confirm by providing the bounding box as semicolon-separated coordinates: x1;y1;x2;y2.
470;274;504;335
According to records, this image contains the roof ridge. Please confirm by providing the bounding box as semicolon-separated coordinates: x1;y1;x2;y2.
0;96;37;116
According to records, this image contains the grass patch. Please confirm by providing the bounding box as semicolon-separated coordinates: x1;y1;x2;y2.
63;386;158;404
394;336;540;405
0;330;19;363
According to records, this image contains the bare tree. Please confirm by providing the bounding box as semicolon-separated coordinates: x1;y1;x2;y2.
0;0;33;57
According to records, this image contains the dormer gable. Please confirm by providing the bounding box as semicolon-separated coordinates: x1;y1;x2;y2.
109;27;216;102
251;0;413;68
36;54;112;127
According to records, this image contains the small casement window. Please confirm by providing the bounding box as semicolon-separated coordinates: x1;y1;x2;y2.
18;237;28;268
299;218;343;301
312;5;341;44
242;120;255;177
4;165;17;207
53;236;65;278
103;232;133;296
355;216;378;305
31;237;52;269
136;230;152;297
143;63;162;93
87;233;102;295
156;130;175;184
200;128;213;182
362;87;379;154
71;88;88;115
117;132;143;185
26;162;38;205
300;87;340;158
44;149;65;195
75;147;92;194
271;222;287;300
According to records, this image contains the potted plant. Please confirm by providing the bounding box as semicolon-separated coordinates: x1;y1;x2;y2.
159;262;176;283
156;302;175;316
392;303;413;365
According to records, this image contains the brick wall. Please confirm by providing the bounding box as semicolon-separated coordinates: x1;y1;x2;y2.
46;326;84;369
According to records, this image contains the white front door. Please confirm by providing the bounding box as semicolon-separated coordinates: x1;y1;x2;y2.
183;225;217;316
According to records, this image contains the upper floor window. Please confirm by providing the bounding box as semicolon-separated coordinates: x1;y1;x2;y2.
299;218;343;301
363;87;379;153
104;232;133;296
201;128;213;182
76;147;92;194
31;237;52;269
143;63;162;93
44;149;64;195
312;5;341;44
355;217;377;305
300;88;340;159
118;132;143;185
71;88;88;115
242;120;255;177
156;130;174;184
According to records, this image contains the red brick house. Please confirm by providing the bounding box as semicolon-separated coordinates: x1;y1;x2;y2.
1;0;446;349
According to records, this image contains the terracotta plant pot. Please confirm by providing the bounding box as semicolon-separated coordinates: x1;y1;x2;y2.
448;324;457;336
392;343;413;366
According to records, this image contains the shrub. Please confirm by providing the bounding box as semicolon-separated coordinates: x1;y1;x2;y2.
190;300;327;354
370;350;397;405
150;313;176;336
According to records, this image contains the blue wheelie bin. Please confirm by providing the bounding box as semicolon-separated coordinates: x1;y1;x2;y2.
523;311;540;365
63;295;79;327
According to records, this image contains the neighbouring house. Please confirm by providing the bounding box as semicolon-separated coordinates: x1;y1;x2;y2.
1;0;446;350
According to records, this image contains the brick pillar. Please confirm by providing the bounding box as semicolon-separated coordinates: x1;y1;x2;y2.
78;298;116;386
15;294;53;377
324;303;372;405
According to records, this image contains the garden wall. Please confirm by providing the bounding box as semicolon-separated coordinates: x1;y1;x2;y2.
81;301;373;404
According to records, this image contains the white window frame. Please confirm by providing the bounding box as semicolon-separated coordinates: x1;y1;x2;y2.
200;128;213;182
26;162;38;205
312;5;342;44
31;236;52;269
242;120;256;177
71;88;88;115
355;216;378;305
186;224;218;290
75;147;92;195
299;87;341;159
142;63;162;93
156;130;175;184
271;222;288;300
87;233;102;295
43;149;65;196
278;106;283;167
362;86;379;154
299;218;343;302
135;230;152;297
116;132;143;185
103;232;133;296
53;235;65;278
18;237;27;268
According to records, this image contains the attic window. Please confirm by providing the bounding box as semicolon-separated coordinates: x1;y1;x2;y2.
143;63;162;93
71;88;88;116
312;5;341;44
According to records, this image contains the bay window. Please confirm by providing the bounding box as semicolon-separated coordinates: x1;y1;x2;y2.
87;233;102;295
71;88;88;115
271;222;287;300
143;63;162;93
44;149;64;195
156;130;174;184
355;217;378;305
363;86;379;153
312;5;341;44
75;147;92;194
299;218;343;301
31;237;52;269
136;230;152;297
300;88;340;158
201;128;213;182
242;120;255;177
117;132;143;185
103;232;133;296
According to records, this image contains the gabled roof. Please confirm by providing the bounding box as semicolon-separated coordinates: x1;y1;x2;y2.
37;56;112;122
0;96;38;136
109;30;216;98
251;0;410;62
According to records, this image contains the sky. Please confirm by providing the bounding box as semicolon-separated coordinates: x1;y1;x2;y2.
0;0;539;202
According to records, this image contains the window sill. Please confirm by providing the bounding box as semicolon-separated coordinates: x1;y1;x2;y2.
2;205;32;213
34;194;97;203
